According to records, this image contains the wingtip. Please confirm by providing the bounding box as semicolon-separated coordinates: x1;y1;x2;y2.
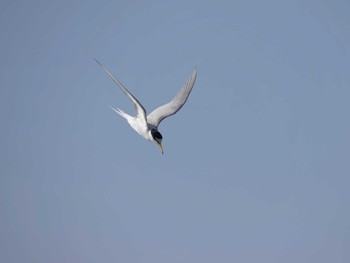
93;58;102;66
193;67;197;75
192;67;197;79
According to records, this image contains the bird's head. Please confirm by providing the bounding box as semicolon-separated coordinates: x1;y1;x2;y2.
150;129;163;154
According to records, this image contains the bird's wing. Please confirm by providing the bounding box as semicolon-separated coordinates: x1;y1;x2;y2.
147;69;197;128
94;59;147;121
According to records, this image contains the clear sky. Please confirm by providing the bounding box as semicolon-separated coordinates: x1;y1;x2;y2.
1;0;349;262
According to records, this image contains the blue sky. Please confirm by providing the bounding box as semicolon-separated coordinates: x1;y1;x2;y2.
1;0;349;262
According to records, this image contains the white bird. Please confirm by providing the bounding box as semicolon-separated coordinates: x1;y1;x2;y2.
94;59;197;154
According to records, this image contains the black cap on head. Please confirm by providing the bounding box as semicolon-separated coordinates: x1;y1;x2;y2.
151;129;163;143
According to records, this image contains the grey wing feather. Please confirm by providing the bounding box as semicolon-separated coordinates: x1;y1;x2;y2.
147;68;197;127
94;58;147;120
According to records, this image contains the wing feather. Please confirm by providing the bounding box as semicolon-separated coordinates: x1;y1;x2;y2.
94;59;147;121
147;69;197;127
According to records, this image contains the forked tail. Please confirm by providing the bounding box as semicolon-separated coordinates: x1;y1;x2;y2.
109;106;130;120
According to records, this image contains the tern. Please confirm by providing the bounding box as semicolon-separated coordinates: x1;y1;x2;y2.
94;59;197;154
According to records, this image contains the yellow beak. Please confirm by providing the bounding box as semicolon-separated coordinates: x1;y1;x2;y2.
157;143;164;154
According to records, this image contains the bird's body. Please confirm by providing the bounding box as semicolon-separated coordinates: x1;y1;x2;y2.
94;59;197;154
111;107;151;140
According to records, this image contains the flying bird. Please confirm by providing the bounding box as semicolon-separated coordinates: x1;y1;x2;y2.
94;59;197;154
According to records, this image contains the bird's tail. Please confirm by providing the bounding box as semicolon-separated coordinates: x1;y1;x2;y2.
109;105;129;120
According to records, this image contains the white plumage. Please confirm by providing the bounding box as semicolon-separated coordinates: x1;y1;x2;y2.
95;59;197;154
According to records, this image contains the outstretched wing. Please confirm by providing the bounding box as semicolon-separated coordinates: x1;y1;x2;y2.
94;58;147;121
147;69;197;128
